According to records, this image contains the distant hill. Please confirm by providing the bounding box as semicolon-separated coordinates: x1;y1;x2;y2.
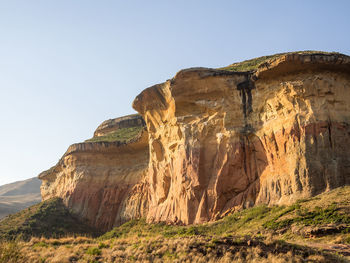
0;177;41;219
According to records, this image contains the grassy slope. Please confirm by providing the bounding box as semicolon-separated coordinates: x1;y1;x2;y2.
85;126;143;143
220;50;341;72
0;198;99;241
101;186;350;242
1;186;349;262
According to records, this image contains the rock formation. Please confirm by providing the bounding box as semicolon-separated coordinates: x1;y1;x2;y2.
39;115;149;231
40;52;350;229
93;114;145;137
133;52;350;225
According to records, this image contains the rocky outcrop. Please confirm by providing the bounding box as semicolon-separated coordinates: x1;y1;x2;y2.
39;116;149;231
133;52;350;225
94;114;145;137
39;52;350;230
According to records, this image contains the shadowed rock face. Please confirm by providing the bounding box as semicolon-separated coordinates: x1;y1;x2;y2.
133;53;350;225
39;116;149;231
39;52;350;230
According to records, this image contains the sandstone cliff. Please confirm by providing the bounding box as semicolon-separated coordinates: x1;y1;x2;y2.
133;52;350;225
39;52;350;230
39;115;149;231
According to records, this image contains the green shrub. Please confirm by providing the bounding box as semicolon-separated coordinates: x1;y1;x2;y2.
344;236;350;244
86;247;102;256
98;242;108;249
33;241;49;248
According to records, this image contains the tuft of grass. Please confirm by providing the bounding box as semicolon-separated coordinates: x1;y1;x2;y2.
0;241;23;263
98;242;108;249
163;250;178;260
86;247;102;256
32;241;48;248
85;126;143;143
345;236;350;244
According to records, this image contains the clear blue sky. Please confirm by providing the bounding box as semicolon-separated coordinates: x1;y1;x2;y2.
0;1;349;185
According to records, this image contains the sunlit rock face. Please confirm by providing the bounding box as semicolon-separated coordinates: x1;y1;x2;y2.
133;53;350;225
39;116;149;231
39;52;350;230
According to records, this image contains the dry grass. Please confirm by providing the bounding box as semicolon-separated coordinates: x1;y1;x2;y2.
8;235;345;263
2;186;350;262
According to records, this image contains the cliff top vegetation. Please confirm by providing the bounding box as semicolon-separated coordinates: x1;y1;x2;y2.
85;126;144;143
220;50;343;72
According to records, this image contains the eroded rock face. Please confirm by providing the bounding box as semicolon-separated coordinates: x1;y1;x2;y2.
39;116;149;231
39;52;350;230
133;53;350;225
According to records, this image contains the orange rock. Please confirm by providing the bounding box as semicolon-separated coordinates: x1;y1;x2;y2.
39;116;149;231
40;52;350;230
133;52;350;225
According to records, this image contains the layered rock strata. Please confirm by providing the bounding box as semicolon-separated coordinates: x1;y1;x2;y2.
39;52;350;229
133;52;350;225
39;116;148;231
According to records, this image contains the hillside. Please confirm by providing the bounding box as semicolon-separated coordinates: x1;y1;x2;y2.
0;197;100;241
0;177;41;219
1;186;349;262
